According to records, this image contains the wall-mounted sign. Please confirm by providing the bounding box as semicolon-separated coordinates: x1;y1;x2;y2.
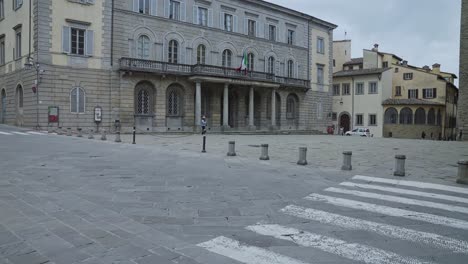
48;106;59;123
94;106;102;123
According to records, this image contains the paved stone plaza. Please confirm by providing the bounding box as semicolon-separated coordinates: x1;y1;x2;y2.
1;124;468;264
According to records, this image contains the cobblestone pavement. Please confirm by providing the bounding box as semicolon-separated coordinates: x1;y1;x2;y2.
1;125;468;264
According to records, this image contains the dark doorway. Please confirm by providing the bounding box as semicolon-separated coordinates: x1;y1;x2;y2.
340;113;350;133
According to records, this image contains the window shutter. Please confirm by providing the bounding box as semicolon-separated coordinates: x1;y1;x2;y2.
62;26;70;53
71;88;77;113
193;6;198;24
264;24;269;39
180;1;186;21
257;21;263;38
86;30;94;56
233;15;238;33
279;25;284;42
150;0;157;15
78;88;85;113
133;0;138;12
180;45;185;64
275;61;280;75
433;88;437;98
219;12;224;29
164;0;170;18
416;89;419;99
244;18;248;34
408;90;410;99
208;9;213;27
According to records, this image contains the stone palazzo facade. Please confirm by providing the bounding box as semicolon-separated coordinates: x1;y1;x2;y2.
0;0;336;133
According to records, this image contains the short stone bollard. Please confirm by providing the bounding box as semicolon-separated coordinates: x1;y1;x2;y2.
88;130;94;139
259;144;270;160
456;160;468;185
57;127;63;135
297;147;308;165
394;155;406;176
101;130;107;141
227;141;236;156
341;151;352;171
114;131;122;143
77;128;83;137
67;128;72;136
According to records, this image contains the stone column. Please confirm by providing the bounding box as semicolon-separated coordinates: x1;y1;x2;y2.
249;86;255;129
195;82;201;131
223;84;229;128
271;89;276;128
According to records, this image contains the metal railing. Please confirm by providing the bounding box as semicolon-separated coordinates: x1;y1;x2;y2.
119;57;310;88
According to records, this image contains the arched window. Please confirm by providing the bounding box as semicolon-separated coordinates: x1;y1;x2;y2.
197;44;206;64
286;94;298;119
287;60;294;78
399;107;413;124
16;85;23;108
167;86;183;116
384;108;398;124
137;89;150;114
427;108;435;125
137;35;150;59
168;40;178;63
267;56;275;74
414;108;426;125
247;53;254;71
70;87;85;113
437;109;442;126
222;49;232;67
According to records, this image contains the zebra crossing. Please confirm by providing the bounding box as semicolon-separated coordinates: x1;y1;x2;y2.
0;130;48;136
197;175;468;264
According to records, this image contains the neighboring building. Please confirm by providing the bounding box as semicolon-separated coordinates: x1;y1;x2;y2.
459;0;468;140
0;0;336;133
332;42;458;139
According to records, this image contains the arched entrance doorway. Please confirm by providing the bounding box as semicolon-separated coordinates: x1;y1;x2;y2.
339;113;350;133
134;81;154;131
1;89;6;124
166;84;185;130
286;93;299;129
15;85;24;126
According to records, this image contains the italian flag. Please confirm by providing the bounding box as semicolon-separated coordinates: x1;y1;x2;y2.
236;52;248;74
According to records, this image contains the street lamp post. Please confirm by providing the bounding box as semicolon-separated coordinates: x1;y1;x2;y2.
25;57;42;130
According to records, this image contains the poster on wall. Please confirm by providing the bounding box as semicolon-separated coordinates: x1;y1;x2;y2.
48;106;59;123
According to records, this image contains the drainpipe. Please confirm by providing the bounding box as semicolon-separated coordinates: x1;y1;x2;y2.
110;0;114;67
28;0;31;58
351;77;355;130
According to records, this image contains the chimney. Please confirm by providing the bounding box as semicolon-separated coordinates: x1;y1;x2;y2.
432;63;441;74
402;60;408;66
372;43;379;52
422;65;430;72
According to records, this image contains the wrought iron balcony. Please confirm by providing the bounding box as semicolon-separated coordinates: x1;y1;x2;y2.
119;57;310;89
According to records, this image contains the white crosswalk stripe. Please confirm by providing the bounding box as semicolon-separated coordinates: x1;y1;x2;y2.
197;236;309;264
325;187;468;214
11;131;30;135
353;175;468;195
281;205;468;253
339;181;468;204
306;193;468;230
0;131;12;135
246;224;435;264
26;131;46;135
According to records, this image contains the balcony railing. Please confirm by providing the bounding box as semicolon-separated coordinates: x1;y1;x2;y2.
119;57;310;89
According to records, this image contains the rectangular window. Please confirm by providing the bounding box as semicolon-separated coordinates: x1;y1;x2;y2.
395;86;402;96
423;88;437;99
317;37;324;54
382;61;388;68
224;13;233;31
317;65;324;84
138;0;150;14
356;83;364;95
13;0;22;10
332;84;340;96
356;114;363;126
15;29;21;60
287;29;294;45
169;0;180;20
403;72;413;80
71;28;85;55
198;7;208;26
332;112;337;121
268;25;276;41
248;19;256;37
369;82;378;94
369;114;377;126
408;89;418;99
0;37;4;65
0;0;4;19
395;67;399;73
342;83;350;95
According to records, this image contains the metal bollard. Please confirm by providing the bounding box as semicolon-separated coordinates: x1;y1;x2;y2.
394;155;406;176
114;131;122;143
259;144;270;160
297;147;308;165
57;127;63;135
67;128;72;136
456;160;468;185
201;136;206;153
101;130;107;141
341;151;352;171
77;128;83;137
88;129;94;139
132;126;136;144
227;141;236;156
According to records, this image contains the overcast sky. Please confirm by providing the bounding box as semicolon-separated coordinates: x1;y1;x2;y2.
267;0;461;85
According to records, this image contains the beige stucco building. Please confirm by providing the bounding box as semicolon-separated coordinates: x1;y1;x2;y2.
332;41;458;139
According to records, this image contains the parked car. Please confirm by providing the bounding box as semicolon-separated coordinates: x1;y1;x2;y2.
345;128;371;137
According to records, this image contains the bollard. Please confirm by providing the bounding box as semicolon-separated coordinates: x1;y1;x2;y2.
132;126;136;144
67;128;72;136
227;141;236;156
456;160;468;185
101;130;107;141
297;147;308;165
114;131;122;143
77;128;83;137
201;136;206;153
57;127;63;135
341;151;352;170
88;129;94;139
394;155;406;176
259;144;270;160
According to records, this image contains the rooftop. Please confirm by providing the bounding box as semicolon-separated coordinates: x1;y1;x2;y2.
334;68;390;78
382;98;445;106
343;58;363;65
